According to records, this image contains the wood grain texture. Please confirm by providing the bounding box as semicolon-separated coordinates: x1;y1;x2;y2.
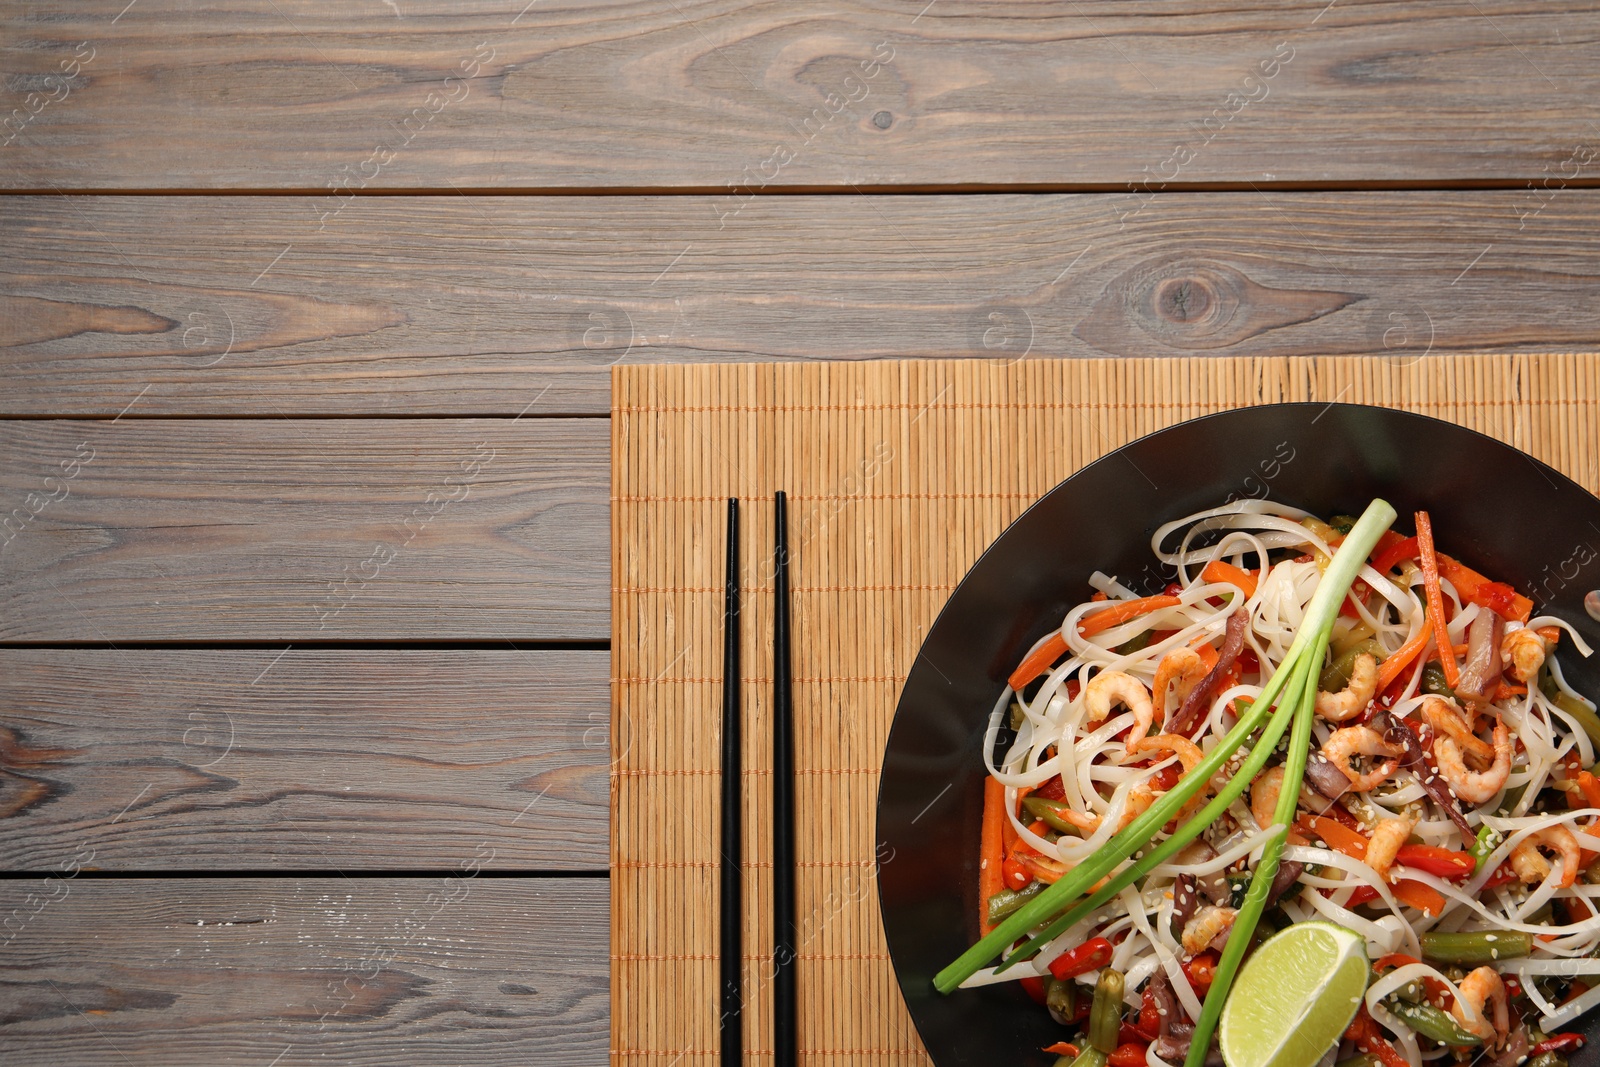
2;2;1599;189
6;191;1600;416
0;419;607;641
0;650;609;871
0;877;607;1065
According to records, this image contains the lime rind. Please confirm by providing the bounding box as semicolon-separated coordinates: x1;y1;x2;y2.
1218;921;1368;1067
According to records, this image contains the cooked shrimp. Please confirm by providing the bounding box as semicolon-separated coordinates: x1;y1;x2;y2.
1501;628;1550;684
1365;814;1414;881
1322;726;1404;791
1251;766;1288;830
1181;905;1238;955
1435;718;1512;805
1085;670;1155;757
1509;824;1581;888
1452;966;1509;1043
1133;732;1207;819
1315;653;1377;723
1055;782;1158;835
1119;785;1156;830
1152;648;1208;721
1420;695;1496;769
1132;732;1204;771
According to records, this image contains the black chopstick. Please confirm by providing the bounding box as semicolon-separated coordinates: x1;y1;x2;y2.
772;491;797;1067
721;498;742;1066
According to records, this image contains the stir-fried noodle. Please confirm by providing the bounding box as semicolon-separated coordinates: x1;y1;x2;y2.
971;500;1599;1067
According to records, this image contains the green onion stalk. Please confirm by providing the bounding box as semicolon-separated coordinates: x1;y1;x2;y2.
933;499;1399;1061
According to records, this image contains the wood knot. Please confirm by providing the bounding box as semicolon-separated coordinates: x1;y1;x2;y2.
1154;276;1214;324
1074;256;1362;354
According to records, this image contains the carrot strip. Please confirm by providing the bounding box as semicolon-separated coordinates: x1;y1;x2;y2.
1392;878;1447;916
1078;595;1183;638
1414;512;1460;689
1578;771;1600;811
978;777;1005;935
1537;625;1563;644
1201;560;1258;598
1008;631;1068;691
1573;773;1600;867
1375;616;1433;693
1303;815;1370;859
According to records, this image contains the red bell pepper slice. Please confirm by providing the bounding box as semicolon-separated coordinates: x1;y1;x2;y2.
1048;936;1115;981
1109;1042;1149;1067
1347;1007;1410;1067
1393;844;1476;880
1182;950;1218;993
1530;1033;1585;1057
1371;535;1420;574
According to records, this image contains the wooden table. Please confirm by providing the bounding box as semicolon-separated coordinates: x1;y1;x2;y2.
2;3;1598;1063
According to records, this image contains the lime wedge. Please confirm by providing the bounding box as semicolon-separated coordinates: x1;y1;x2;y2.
1219;921;1368;1067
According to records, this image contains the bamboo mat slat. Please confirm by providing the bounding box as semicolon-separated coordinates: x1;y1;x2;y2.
611;354;1600;1067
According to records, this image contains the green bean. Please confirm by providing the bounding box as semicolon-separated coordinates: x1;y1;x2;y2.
1089;968;1125;1054
1470;825;1500;873
1115;629;1153;656
1584;857;1600;886
1392;979;1424;1003
1320;638;1382;693
1420;662;1455;699
1382;998;1482;1046
1555;693;1600;752
1525;1053;1568;1067
1023;796;1085;837
1419;930;1533;965
1064;1049;1109;1067
1046;976;1077;1023
986;881;1044;925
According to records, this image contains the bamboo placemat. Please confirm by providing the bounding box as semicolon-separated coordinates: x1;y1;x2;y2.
611;354;1600;1066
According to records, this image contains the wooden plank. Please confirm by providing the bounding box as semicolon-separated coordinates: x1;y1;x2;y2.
2;2;1597;189
0;650;609;871
0;877;607;1065
0;419;608;641
6;191;1600;415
